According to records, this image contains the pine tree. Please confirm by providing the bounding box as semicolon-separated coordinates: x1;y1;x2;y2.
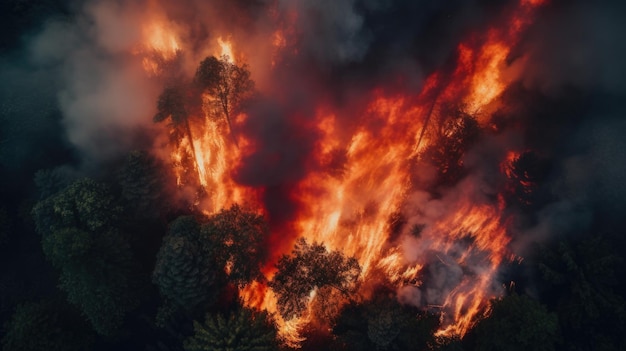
117;150;171;219
153;216;222;312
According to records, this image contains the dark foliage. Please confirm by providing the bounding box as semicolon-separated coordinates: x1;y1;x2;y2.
332;292;439;351
534;236;626;351
117;150;172;219
32;178;122;237
420;106;481;188
269;238;361;320
153;216;222;314
33;179;140;337
470;294;560;351
1;299;94;351
201;204;269;287
184;306;279;351
42;226;140;337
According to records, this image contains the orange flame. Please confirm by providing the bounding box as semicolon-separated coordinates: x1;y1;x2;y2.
132;1;181;76
217;36;235;63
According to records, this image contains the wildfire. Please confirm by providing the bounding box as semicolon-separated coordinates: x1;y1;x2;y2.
144;0;546;345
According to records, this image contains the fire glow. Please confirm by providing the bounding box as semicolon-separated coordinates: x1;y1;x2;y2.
139;0;547;345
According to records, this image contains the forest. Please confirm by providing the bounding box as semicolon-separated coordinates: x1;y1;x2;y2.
1;0;626;350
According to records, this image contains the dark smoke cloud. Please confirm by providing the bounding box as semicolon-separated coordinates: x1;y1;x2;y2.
508;0;626;243
520;0;626;96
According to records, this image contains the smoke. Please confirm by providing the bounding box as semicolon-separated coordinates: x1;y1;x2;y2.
277;0;373;64
41;3;162;166
504;0;626;249
520;0;626;96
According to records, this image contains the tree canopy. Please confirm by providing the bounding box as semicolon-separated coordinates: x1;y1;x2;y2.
153;216;222;312
201;204;269;287
535;237;626;350
1;299;94;351
117;150;172;219
269;238;361;320
183;307;279;351
34;178;139;337
194;55;255;139
332;292;439;351
32;178;121;237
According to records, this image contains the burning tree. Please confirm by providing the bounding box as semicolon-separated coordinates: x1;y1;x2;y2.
201;204;269;287
195;55;255;143
153;85;202;169
269;238;361;320
419;105;481;188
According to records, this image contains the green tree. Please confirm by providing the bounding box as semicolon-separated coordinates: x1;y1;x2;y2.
117;150;172;219
472;294;559;351
194;55;255;141
1;299;93;351
153;216;222;312
42;227;139;337
183;307;279;351
33;178;138;337
201;205;268;287
32;178;121;237
269;238;361;320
